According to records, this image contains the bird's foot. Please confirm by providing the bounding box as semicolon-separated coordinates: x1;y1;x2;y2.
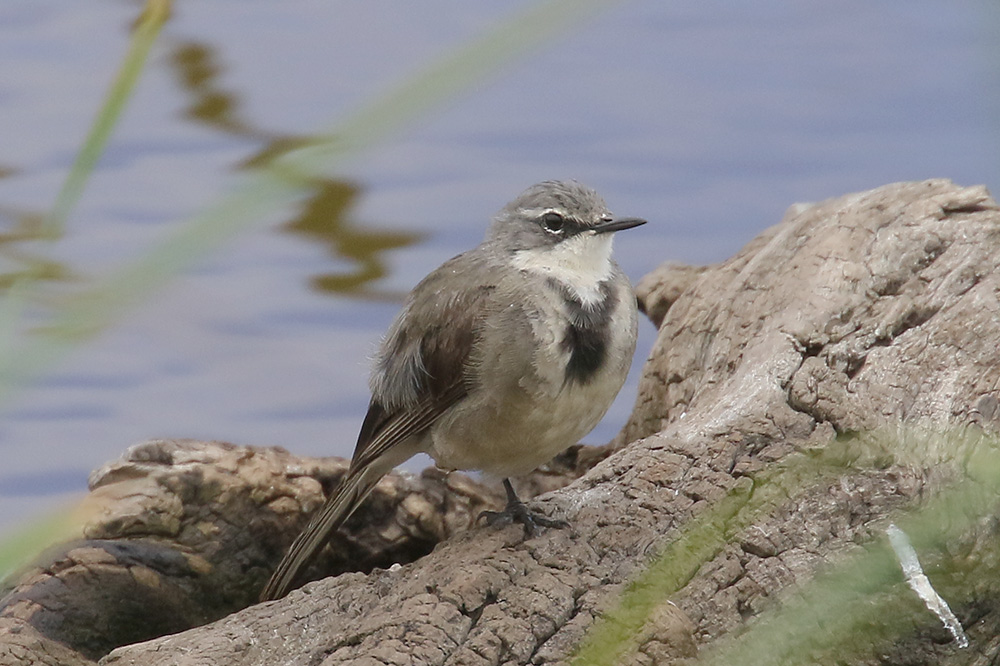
478;478;569;537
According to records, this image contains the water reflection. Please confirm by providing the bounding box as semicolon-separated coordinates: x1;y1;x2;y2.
0;28;423;348
0;162;44;287
169;38;424;300
284;183;423;301
0;209;70;290
170;41;268;139
0;0;996;541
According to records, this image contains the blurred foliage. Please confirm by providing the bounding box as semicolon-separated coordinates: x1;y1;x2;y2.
0;499;94;593
10;2;992;664
573;428;1000;665
0;0;622;402
0;0;623;600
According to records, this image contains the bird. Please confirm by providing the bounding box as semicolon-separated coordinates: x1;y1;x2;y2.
260;180;645;601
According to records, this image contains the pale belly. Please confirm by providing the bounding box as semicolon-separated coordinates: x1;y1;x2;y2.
423;264;638;478
426;354;628;478
425;308;631;477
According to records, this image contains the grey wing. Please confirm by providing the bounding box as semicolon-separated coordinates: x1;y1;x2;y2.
261;252;501;601
354;250;500;467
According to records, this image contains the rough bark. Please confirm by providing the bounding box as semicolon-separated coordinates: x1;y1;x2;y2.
0;439;599;664
3;179;1000;665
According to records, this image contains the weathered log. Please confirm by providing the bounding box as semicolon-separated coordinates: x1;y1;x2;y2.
3;179;999;665
0;439;599;663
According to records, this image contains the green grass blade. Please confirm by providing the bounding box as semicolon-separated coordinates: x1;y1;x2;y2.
572;431;1000;665
279;0;623;173
0;502;86;586
696;469;996;665
41;0;172;238
0;0;623;405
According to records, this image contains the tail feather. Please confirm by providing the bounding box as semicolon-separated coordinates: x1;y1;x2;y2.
260;468;379;601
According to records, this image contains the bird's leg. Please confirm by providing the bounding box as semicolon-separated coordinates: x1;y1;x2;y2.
478;478;569;536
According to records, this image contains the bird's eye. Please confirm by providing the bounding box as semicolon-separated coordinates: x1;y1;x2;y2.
541;211;565;234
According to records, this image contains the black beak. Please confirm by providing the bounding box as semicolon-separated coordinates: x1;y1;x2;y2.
593;216;647;234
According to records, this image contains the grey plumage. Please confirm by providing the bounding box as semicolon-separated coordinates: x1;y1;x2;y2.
260;180;645;601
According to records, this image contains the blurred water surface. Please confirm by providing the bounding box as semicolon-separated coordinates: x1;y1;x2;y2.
0;0;997;533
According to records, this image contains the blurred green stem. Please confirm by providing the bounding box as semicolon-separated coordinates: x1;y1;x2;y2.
41;0;172;238
0;0;622;404
572;431;1000;666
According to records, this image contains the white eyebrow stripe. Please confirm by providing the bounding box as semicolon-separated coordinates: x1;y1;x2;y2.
520;207;569;218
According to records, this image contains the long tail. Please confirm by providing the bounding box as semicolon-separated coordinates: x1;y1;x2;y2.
260;466;380;601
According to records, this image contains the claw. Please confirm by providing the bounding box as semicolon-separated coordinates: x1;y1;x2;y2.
478;479;569;537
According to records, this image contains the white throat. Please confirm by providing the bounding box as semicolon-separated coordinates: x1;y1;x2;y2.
510;232;615;306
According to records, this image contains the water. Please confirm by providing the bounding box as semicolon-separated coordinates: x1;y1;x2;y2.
0;0;997;535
